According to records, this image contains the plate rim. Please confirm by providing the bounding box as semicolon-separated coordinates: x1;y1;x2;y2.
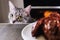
21;22;37;40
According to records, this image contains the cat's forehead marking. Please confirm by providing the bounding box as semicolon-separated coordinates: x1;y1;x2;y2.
16;8;24;11
14;8;24;16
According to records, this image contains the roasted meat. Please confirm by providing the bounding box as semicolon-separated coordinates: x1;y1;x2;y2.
32;11;60;40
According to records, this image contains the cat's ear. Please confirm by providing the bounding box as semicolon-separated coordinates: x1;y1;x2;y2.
24;5;31;14
9;1;16;11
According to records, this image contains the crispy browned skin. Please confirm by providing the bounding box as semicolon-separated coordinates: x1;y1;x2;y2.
32;12;60;40
32;18;44;37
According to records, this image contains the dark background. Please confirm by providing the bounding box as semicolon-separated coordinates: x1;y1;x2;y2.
24;0;60;19
24;0;60;7
30;9;60;19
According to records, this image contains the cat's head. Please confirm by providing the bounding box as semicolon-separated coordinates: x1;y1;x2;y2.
8;1;31;23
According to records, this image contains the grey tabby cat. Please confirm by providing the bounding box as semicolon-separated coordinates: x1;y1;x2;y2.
8;1;35;24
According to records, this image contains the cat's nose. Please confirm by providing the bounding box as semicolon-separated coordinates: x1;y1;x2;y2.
17;16;22;21
18;16;22;19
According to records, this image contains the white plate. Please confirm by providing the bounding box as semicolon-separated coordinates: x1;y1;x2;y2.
21;22;45;40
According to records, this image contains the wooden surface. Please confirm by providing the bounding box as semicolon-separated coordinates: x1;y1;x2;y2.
0;24;28;40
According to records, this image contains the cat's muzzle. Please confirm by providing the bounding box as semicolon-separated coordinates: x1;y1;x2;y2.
12;16;23;23
17;16;23;22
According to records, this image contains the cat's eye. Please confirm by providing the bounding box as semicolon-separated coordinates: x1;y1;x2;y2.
11;14;13;17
